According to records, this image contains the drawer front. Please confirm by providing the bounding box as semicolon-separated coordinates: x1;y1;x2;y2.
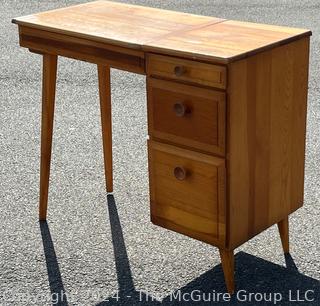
148;141;226;246
147;78;225;156
147;54;227;89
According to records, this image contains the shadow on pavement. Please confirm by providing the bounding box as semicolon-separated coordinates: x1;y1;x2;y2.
40;195;320;305
40;221;68;306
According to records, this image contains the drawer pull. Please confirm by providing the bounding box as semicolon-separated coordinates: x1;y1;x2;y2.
174;166;188;180
174;65;186;77
173;102;189;117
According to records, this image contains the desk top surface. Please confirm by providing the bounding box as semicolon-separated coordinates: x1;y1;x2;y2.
12;0;311;63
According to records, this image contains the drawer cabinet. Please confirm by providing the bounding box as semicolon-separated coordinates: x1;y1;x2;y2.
147;54;227;89
146;36;310;294
148;141;226;246
147;78;226;155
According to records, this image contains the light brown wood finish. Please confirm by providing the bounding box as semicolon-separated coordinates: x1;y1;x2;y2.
278;217;289;254
39;54;57;221
147;78;225;156
148;141;226;247
98;65;113;193
219;249;235;294
12;0;222;49
18;26;145;74
12;1;310;64
145;20;311;63
12;0;311;295
147;54;227;88
227;37;310;249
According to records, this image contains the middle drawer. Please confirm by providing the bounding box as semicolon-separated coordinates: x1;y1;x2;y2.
147;78;226;156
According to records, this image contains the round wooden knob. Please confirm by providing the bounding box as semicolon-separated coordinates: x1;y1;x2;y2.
174;65;186;77
173;102;187;117
174;166;187;180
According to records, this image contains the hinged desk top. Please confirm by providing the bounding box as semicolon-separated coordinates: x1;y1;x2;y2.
12;0;311;63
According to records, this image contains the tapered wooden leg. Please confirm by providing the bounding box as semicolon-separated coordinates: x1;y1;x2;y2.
219;248;235;294
277;216;289;254
97;65;113;192
39;54;58;221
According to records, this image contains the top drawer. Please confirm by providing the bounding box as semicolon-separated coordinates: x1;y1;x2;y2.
147;54;227;89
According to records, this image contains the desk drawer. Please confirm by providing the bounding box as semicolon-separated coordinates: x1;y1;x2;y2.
147;78;225;156
147;54;226;89
148;141;226;246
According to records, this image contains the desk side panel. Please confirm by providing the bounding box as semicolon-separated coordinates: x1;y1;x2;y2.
226;37;310;249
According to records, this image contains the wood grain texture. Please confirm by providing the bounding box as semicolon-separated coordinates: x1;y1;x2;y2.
13;0;222;49
147;78;226;156
145;19;311;63
39;54;57;221
12;1;312;294
19;26;145;74
12;1;311;64
147;54;227;88
219;249;235;294
226;37;310;249
148;141;226;247
98;65;113;193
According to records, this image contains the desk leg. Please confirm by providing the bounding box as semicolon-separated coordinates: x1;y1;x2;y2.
98;65;113;192
277;217;289;254
219;248;235;294
39;54;58;221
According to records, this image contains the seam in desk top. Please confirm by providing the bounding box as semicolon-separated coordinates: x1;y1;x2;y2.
142;18;228;46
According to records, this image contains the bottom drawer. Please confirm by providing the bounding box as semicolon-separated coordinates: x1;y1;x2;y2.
148;141;226;246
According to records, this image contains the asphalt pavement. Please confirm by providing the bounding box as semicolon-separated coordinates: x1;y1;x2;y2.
0;1;319;305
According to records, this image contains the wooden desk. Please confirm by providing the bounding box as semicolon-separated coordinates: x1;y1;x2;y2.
12;0;311;294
